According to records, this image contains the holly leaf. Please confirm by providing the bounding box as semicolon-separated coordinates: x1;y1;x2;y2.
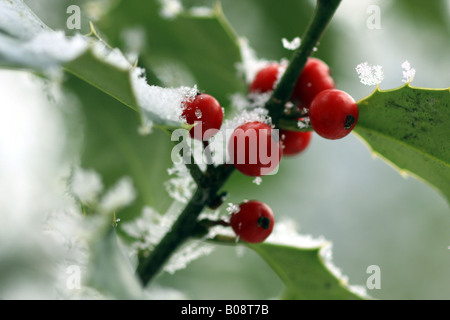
97;0;244;104
248;241;366;300
354;84;450;204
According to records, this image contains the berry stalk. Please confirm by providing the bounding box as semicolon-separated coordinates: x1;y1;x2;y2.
266;0;342;125
135;0;342;287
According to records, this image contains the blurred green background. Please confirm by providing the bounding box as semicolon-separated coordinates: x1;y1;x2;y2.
24;0;450;299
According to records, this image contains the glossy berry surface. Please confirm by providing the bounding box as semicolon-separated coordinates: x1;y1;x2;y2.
181;93;223;140
230;200;275;243
249;63;281;93
291;57;335;109
228;121;283;177
281;128;312;156
309;89;359;140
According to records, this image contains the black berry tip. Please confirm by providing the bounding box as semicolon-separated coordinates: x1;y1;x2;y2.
257;216;271;230
344;114;355;130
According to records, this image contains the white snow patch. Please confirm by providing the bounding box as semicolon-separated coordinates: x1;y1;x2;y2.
130;67;197;130
401;60;416;83
165;154;196;203
24;30;88;62
282;37;301;50
100;176;136;212
92;41;132;70
355;62;384;86
164;240;215;274
297;117;310;129
159;0;183;19
236;37;272;85
253;177;262;185
226;203;240;215
70;167;103;204
189;6;214;17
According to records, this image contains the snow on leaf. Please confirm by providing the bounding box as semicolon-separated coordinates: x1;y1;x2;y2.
355;62;384;86
70;167;103;204
92;41;132;71
158;0;183;19
0;0;50;40
99;176;136;213
249;219;370;300
189;6;214;17
236;37;271;85
130;67;198;131
0;30;88;70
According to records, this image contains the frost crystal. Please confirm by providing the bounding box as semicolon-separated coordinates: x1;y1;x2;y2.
99;176;136;212
138;118;154;136
164;241;215;274
236;37;272;85
226;203;240;215
355;62;384;86
92;41;131;70
268;219;326;248
130;67;198;131
189;6;214;17
282;37;301;50
165;155;196;203
297;117;310;129
24;31;88;63
159;0;183;19
401;60;416;83
253;177;262;185
70;167;103;203
122;206;176;252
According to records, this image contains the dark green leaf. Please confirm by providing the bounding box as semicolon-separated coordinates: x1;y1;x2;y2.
355;84;450;204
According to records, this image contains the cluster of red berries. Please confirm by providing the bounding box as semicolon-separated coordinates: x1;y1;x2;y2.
250;57;359;141
180;57;359;243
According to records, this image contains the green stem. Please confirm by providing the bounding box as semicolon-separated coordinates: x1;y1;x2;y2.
136;0;342;287
136;164;234;285
266;0;342;125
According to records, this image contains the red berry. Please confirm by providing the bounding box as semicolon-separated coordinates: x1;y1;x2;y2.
228;121;283;177
281;127;312;156
309;89;359;140
291;58;335;109
230;200;275;243
181;93;223;140
249;63;282;93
